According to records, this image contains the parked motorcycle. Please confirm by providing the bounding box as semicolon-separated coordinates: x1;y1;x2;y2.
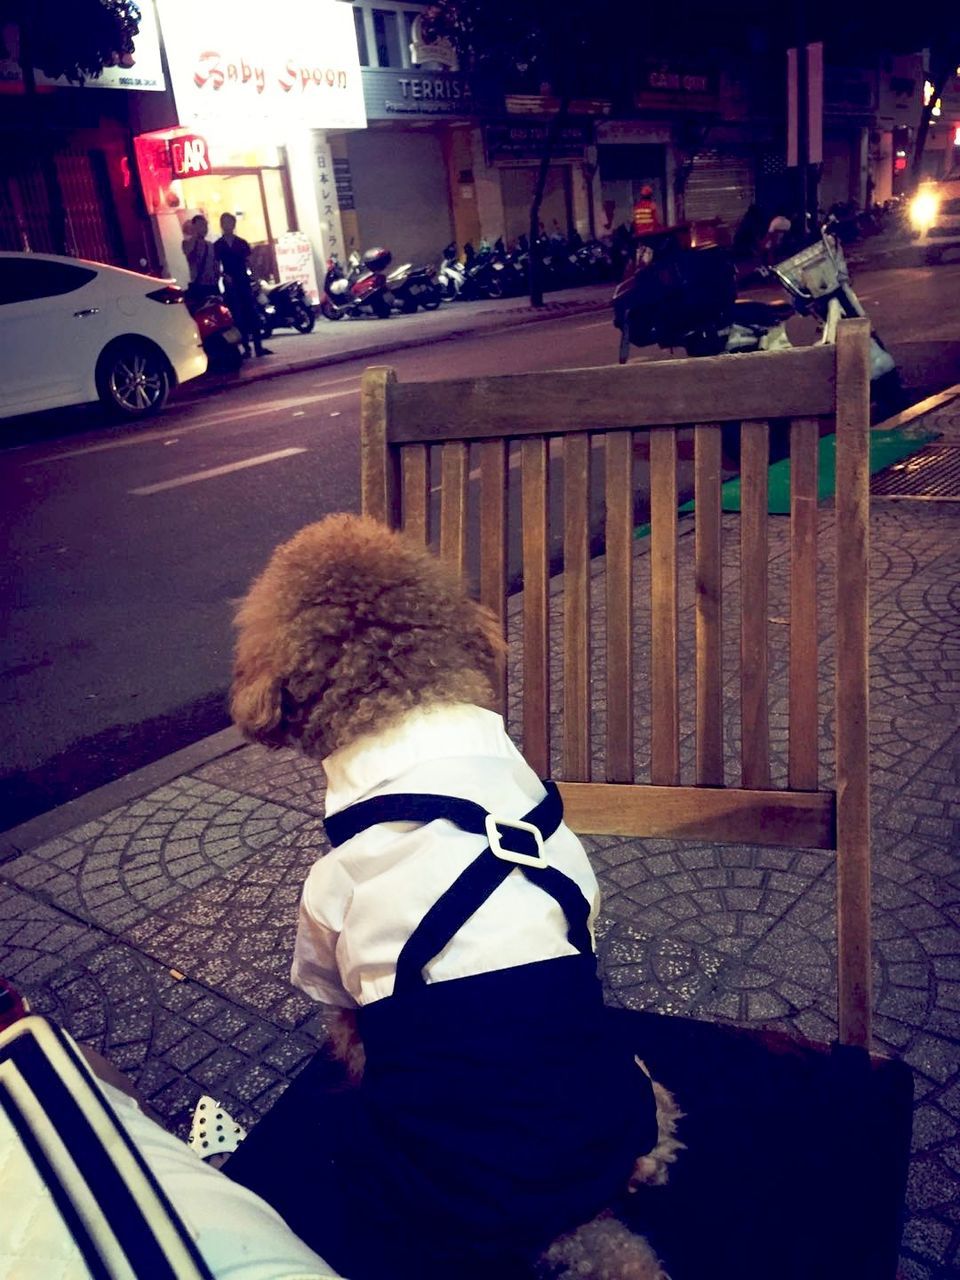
187;291;244;372
572;236;615;283
256;279;315;336
612;218;899;409
386;260;442;312
461;241;510;300
437;243;466;301
320;248;394;320
491;237;528;295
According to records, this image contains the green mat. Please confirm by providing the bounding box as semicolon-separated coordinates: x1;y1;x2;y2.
640;427;941;535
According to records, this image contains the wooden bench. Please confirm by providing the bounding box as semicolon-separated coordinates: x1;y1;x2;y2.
353;316;912;1278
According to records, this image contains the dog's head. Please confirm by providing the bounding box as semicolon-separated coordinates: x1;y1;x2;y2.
230;514;506;758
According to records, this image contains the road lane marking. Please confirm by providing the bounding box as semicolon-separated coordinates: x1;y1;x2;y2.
27;387;360;464
130;447;307;495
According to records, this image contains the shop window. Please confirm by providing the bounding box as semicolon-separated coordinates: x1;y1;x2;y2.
186;174;269;244
0;258;97;305
373;8;402;68
353;6;369;66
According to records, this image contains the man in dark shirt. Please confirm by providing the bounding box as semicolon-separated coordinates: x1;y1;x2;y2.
214;213;271;358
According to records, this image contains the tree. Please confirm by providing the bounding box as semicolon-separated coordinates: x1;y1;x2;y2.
0;0;140;88
0;0;141;252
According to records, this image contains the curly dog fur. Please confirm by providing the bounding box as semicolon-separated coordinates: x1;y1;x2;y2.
231;512;505;757
231;513;680;1280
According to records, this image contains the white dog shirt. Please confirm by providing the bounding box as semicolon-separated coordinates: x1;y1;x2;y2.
290;702;600;1009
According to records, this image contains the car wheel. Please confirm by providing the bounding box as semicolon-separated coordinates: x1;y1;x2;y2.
292;303;316;333
96;340;170;418
320;299;343;321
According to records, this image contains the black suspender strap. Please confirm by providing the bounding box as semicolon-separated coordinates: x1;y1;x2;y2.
325;782;562;851
324;781;594;995
395;855;594;994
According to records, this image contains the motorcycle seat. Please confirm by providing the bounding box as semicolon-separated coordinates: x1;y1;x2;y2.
734;299;793;326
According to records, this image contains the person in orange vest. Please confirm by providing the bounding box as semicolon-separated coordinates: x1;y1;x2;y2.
632;185;661;236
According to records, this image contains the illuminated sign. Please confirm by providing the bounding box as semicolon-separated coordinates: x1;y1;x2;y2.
170;134;210;177
156;0;365;130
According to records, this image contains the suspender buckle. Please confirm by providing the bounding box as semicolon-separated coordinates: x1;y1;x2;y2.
484;813;547;868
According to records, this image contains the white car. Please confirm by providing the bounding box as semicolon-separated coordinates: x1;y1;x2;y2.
0;252;207;420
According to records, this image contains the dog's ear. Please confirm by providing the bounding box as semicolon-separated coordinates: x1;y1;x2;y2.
465;599;508;691
230;650;284;745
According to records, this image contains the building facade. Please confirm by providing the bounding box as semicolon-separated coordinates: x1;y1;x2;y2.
136;0;366;302
917;66;960;183
331;0;484;264
0;1;167;270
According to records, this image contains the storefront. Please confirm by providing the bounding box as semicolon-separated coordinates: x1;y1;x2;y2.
483;119;595;244
620;63;759;235
595;120;672;234
330;66;481;265
133;128;298;283
144;0;365;299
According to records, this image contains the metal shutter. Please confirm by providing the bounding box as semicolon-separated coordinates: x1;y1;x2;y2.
683;151;755;229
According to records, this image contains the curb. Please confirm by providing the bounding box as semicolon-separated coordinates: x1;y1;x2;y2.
180;295;612;403
872;383;960;434
0;727;246;860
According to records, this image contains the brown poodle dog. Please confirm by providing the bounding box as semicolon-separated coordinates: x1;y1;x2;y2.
231;513;682;1280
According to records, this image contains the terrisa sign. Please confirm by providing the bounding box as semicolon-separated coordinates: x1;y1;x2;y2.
156;0;366;131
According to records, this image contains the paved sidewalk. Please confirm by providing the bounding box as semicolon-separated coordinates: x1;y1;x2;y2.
1;401;958;1278
184;282;614;399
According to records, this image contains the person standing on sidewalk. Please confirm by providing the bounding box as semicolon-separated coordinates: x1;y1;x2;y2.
632;186;661;238
214;213;272;359
181;215;220;307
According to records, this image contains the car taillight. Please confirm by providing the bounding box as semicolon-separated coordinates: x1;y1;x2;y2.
146;286;184;304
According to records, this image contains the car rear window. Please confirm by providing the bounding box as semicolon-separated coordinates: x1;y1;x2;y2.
0;259;98;305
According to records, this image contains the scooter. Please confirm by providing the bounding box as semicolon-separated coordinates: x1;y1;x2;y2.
461;241;508;300
612;219;899;405
320;249;394;320
437;243;466;301
256;279;315;335
386;260;442;312
493;238;528;296
187;290;244;372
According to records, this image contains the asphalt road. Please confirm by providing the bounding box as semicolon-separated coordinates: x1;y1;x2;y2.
3;258;960;828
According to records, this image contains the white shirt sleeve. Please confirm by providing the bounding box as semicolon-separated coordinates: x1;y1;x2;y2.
290;858;356;1009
